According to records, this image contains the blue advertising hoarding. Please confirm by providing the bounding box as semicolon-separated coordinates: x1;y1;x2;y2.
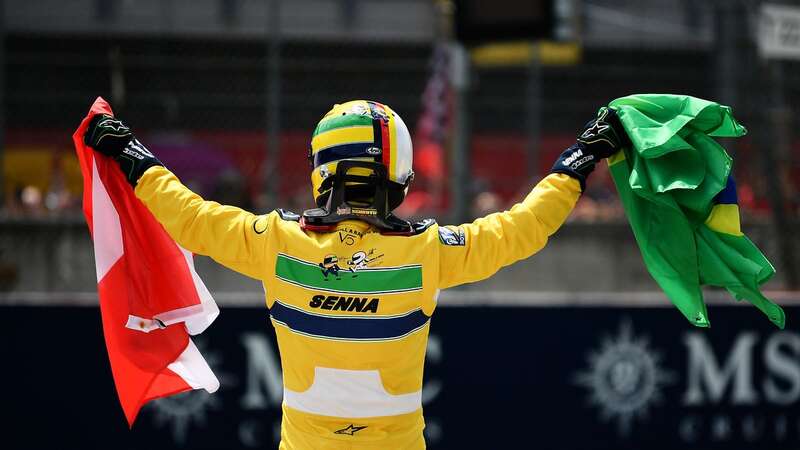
2;302;798;449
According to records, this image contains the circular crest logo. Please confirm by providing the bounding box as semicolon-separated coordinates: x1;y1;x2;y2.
574;320;676;436
146;340;235;446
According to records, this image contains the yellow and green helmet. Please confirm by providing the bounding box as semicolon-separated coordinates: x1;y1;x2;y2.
309;100;414;210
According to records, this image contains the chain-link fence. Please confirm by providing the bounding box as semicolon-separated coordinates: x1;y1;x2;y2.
3;15;435;218
1;0;799;292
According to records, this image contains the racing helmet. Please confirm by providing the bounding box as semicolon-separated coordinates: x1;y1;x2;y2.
309;100;414;211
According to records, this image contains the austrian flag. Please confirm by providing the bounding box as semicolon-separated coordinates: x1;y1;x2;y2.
73;97;220;426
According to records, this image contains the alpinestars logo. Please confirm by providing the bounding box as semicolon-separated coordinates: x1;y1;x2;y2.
335;424;368;436
574;320;676;436
96;117;129;133
580;121;610;140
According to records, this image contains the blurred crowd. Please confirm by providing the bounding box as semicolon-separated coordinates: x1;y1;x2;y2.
5;131;795;224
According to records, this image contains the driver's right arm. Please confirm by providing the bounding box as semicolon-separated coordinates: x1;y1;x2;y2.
135;165;270;280
85;114;270;280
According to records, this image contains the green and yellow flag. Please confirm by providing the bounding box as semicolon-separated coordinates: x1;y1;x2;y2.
607;94;784;328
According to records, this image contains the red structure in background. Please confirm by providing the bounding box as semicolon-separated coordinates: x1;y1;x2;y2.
3;129;789;219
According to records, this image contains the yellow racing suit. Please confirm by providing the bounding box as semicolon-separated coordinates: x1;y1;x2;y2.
135;165;581;449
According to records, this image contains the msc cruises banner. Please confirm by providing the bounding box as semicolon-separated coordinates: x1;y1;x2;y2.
2;303;799;449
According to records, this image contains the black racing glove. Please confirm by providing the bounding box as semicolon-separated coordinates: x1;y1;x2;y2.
550;107;629;190
84;114;162;186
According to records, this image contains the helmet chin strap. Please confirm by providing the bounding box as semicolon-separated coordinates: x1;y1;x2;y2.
301;160;413;234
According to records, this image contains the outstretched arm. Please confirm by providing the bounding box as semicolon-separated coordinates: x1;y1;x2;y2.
85;115;270;280
437;173;580;288
438;107;627;288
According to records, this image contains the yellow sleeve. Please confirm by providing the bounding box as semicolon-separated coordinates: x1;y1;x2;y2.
437;173;581;289
134;165;271;280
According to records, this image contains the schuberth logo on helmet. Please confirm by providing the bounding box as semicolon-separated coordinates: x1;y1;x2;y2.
351;208;378;217
366;147;382;155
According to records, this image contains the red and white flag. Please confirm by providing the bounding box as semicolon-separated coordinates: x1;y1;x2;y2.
73;97;219;426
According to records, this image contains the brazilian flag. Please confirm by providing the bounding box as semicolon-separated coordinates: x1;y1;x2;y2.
607;94;784;328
